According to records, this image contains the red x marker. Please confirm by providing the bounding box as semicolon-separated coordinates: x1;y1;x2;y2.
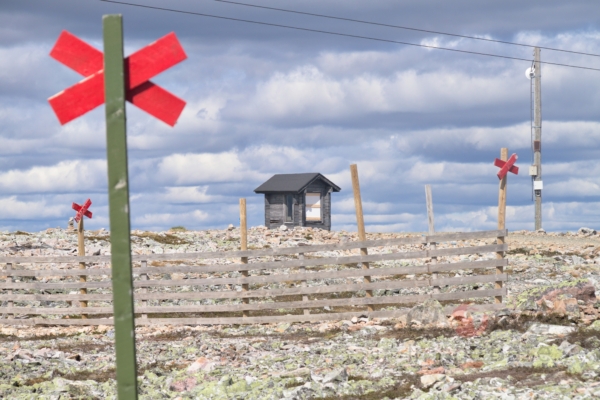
48;31;186;126
494;153;519;180
72;198;93;222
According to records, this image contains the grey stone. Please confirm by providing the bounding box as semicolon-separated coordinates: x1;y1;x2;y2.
420;374;445;388
578;227;596;235
407;299;448;327
322;368;348;384
525;323;576;335
571;255;584;265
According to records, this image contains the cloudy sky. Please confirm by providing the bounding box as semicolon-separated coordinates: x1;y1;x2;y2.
1;0;600;233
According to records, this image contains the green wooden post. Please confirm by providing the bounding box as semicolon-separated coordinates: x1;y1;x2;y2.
103;14;139;399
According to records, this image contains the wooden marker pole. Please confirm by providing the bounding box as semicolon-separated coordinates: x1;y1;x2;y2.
77;218;88;318
350;164;373;312
496;148;508;304
425;185;439;293
6;263;13;319
103;14;138;399
240;198;249;317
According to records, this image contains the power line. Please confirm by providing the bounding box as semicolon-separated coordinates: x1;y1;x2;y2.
99;0;600;72
215;0;600;59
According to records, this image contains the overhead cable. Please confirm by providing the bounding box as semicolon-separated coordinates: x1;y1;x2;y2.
99;0;600;72
215;0;600;58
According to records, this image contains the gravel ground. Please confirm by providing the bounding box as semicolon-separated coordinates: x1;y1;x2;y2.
0;227;599;399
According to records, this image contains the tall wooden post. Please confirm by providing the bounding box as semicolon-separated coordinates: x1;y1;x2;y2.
496;148;507;304
240;198;249;317
350;164;373;312
103;14;138;399
425;185;439;293
77;218;88;318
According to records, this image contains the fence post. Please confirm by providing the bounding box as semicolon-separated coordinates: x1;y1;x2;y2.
140;260;148;319
299;253;309;316
6;263;13;319
350;164;373;312
78;218;88;318
240;198;249;318
425;185;439;294
496;148;507;304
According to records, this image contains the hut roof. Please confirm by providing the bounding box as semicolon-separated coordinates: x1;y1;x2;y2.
254;173;341;194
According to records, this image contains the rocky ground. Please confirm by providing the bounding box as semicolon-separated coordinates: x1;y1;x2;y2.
0;226;599;399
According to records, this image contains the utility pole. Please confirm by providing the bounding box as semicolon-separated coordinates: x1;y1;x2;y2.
533;47;542;230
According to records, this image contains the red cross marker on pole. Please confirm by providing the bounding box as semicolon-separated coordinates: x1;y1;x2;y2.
72;198;93;222
48;30;187;126
72;198;93;320
494;153;519;180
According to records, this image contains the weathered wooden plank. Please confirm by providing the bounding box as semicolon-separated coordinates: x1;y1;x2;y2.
0;244;507;284
433;288;506;302
1;311;407;326
0;281;114;290
432;258;508;272
0;268;114;277
0;271;507;291
2;295;424;315
0;229;507;264
2;288;504;315
0;304;506;326
1;274;506;300
0;293;114;301
0;291;508;326
0;256;507;278
434;274;507;286
0;268;502;302
3;296;410;314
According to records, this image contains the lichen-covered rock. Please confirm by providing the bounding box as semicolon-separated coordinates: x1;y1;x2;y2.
407;299;448;327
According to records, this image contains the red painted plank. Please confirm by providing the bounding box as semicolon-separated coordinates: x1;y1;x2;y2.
48;72;104;125
493;158;518;174
127;82;186;126
50;31;103;76
125;32;187;89
72;199;93;221
495;154;519;179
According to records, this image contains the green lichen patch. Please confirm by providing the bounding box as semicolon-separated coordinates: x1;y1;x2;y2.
566;327;600;350
132;231;191;245
377;326;457;341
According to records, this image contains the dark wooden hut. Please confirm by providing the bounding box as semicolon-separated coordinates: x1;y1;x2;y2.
254;173;341;230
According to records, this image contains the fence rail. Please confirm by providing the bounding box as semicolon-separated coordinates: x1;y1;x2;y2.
0;229;509;325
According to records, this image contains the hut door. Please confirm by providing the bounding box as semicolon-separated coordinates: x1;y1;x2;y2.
284;195;294;222
305;193;321;221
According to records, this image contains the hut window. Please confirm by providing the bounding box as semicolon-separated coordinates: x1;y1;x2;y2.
305;193;321;221
285;195;294;222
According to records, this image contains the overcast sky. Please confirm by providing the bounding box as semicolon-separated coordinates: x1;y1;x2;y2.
1;0;600;233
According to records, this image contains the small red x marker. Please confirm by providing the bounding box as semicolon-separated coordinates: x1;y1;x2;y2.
72;198;93;222
48;30;187;126
494;153;519;180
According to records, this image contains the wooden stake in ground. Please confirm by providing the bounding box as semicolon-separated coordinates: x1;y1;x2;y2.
425;185;439;293
493;148;519;304
240;198;249;318
72;199;93;318
350;164;373;312
496;149;507;304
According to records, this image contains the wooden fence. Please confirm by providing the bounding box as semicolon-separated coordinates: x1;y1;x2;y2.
0;229;508;326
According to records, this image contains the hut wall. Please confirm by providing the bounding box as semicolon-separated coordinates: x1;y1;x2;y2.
304;181;331;231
